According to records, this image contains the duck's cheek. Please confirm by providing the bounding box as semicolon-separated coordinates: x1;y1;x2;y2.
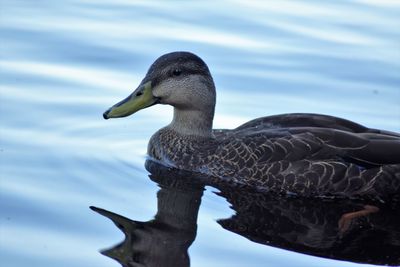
152;83;172;103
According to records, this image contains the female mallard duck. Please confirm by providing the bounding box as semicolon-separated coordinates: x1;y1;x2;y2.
103;51;400;203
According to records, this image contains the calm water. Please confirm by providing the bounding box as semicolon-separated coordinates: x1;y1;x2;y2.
1;1;400;267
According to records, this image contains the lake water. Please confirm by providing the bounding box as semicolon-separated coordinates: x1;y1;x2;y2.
1;1;400;267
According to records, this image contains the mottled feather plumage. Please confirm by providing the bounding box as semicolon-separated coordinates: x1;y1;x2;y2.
148;116;400;202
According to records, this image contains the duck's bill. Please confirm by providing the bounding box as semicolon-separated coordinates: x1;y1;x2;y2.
103;81;157;119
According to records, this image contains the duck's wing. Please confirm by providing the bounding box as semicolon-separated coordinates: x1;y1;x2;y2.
234;113;400;137
286;127;400;166
215;126;399;168
225;113;400;166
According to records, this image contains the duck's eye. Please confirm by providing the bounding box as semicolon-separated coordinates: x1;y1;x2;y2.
172;69;182;76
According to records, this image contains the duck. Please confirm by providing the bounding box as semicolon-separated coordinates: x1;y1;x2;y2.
103;51;400;204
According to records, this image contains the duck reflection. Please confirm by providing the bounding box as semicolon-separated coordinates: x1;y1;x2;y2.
91;160;400;266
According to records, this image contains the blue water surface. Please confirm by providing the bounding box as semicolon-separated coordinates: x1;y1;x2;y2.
1;1;399;266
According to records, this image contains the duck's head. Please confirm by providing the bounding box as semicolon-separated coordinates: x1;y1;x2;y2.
103;52;216;120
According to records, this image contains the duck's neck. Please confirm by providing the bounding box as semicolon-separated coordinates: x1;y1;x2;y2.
169;107;214;138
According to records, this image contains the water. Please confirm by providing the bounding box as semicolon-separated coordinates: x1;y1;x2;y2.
1;1;399;266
